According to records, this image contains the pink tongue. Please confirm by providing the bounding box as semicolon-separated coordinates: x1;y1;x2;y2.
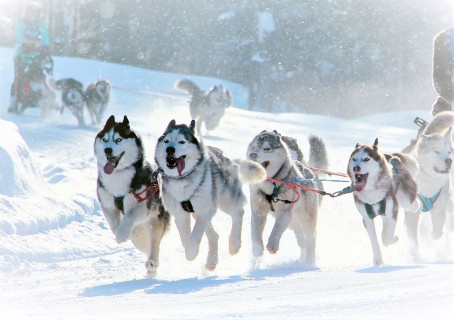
104;162;116;175
354;174;368;192
176;156;186;176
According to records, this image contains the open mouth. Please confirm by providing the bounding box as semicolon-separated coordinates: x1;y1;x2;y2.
166;155;186;176
104;152;124;175
261;161;270;169
353;173;368;192
434;167;450;174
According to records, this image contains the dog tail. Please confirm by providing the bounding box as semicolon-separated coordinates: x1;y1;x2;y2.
421;111;454;135
175;79;201;96
233;159;267;184
308;135;328;171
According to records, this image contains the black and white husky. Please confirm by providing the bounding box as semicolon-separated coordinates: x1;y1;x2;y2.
176;79;232;135
94;115;170;272
405;111;454;253
154;120;266;270
246;130;328;267
55;78;86;127
348;139;418;266
86;79;111;126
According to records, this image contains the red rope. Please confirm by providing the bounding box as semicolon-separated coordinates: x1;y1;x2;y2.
133;184;159;203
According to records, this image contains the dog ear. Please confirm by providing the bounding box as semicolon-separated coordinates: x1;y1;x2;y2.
166;119;176;131
106;115;115;127
122;115;129;126
373;138;379;150
355;143;360;148
189;120;196;132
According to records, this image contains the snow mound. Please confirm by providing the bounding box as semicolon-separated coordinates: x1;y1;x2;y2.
0;119;46;197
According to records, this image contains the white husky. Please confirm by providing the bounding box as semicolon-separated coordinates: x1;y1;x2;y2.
154;120;266;270
246;130;328;267
94;115;170;272
405;111;454;253
348;138;419;266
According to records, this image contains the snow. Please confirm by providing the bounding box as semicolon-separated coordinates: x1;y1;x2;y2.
0;46;453;319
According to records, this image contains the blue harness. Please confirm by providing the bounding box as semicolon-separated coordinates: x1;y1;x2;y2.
418;190;442;213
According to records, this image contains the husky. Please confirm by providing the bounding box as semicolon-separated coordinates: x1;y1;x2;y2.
85;79;111;126
246;130;328;266
176;79;232;135
348;138;418;266
94;115;170;272
55;78;86;127
154;119;266;270
405;111;454;253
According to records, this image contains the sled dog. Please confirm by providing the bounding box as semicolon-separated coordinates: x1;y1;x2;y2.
55;78;86;127
94;115;170;272
246;130;328;266
348;138;418;266
154;119;266;270
86;79;111;126
176;79;232;135
405;111;454;252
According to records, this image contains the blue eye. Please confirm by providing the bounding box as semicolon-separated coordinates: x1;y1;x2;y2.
164;139;169;143
178;141;186;144
115;138;122;143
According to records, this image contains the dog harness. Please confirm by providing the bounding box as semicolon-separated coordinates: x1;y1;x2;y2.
364;198;387;220
418;189;442;213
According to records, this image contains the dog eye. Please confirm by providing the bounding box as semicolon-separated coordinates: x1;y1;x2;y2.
163;139;169;143
263;147;271;151
352;157;357;161
178;141;186;144
102;138;108;143
115;138;122;143
364;158;370;162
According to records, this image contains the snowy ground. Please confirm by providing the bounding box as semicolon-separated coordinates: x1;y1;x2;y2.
0;46;453;319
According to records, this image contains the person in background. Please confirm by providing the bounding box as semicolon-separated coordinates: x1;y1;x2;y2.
8;2;50;113
432;27;454;116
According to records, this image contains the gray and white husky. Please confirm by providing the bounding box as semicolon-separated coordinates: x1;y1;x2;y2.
86;79;111;126
94;115;170;272
405;111;454;253
246;130;328;266
154;120;266;270
176;79;232;135
348;139;418;266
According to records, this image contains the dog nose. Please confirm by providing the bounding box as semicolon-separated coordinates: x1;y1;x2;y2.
104;147;113;155
166;146;175;154
446;158;452;170
353;165;361;173
249;153;258;161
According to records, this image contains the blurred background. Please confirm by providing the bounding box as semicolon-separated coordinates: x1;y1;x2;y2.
0;0;453;116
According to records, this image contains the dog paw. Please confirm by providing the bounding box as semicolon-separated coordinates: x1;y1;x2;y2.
252;243;264;257
229;238;241;256
185;243;200;261
145;259;159;273
373;256;384;267
115;230;129;244
266;242;279;254
205;253;218;271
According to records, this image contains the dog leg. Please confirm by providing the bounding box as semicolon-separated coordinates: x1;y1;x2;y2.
173;210;191;248
267;209;292;254
363;218;384;266
228;208;244;256
186;213;212;261
115;210;135;243
204;223;219;271
144;217;166;273
430;206;447;240
381;201;399;246
251;208;268;257
405;210;420;259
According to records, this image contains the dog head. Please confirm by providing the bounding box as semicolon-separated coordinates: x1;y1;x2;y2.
94;79;111;100
247;130;292;176
348;138;387;192
203;85;232;131
415;127;453;175
94;115;141;175
155;119;203;178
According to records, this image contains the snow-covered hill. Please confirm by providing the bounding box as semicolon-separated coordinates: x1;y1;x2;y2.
0;47;452;319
